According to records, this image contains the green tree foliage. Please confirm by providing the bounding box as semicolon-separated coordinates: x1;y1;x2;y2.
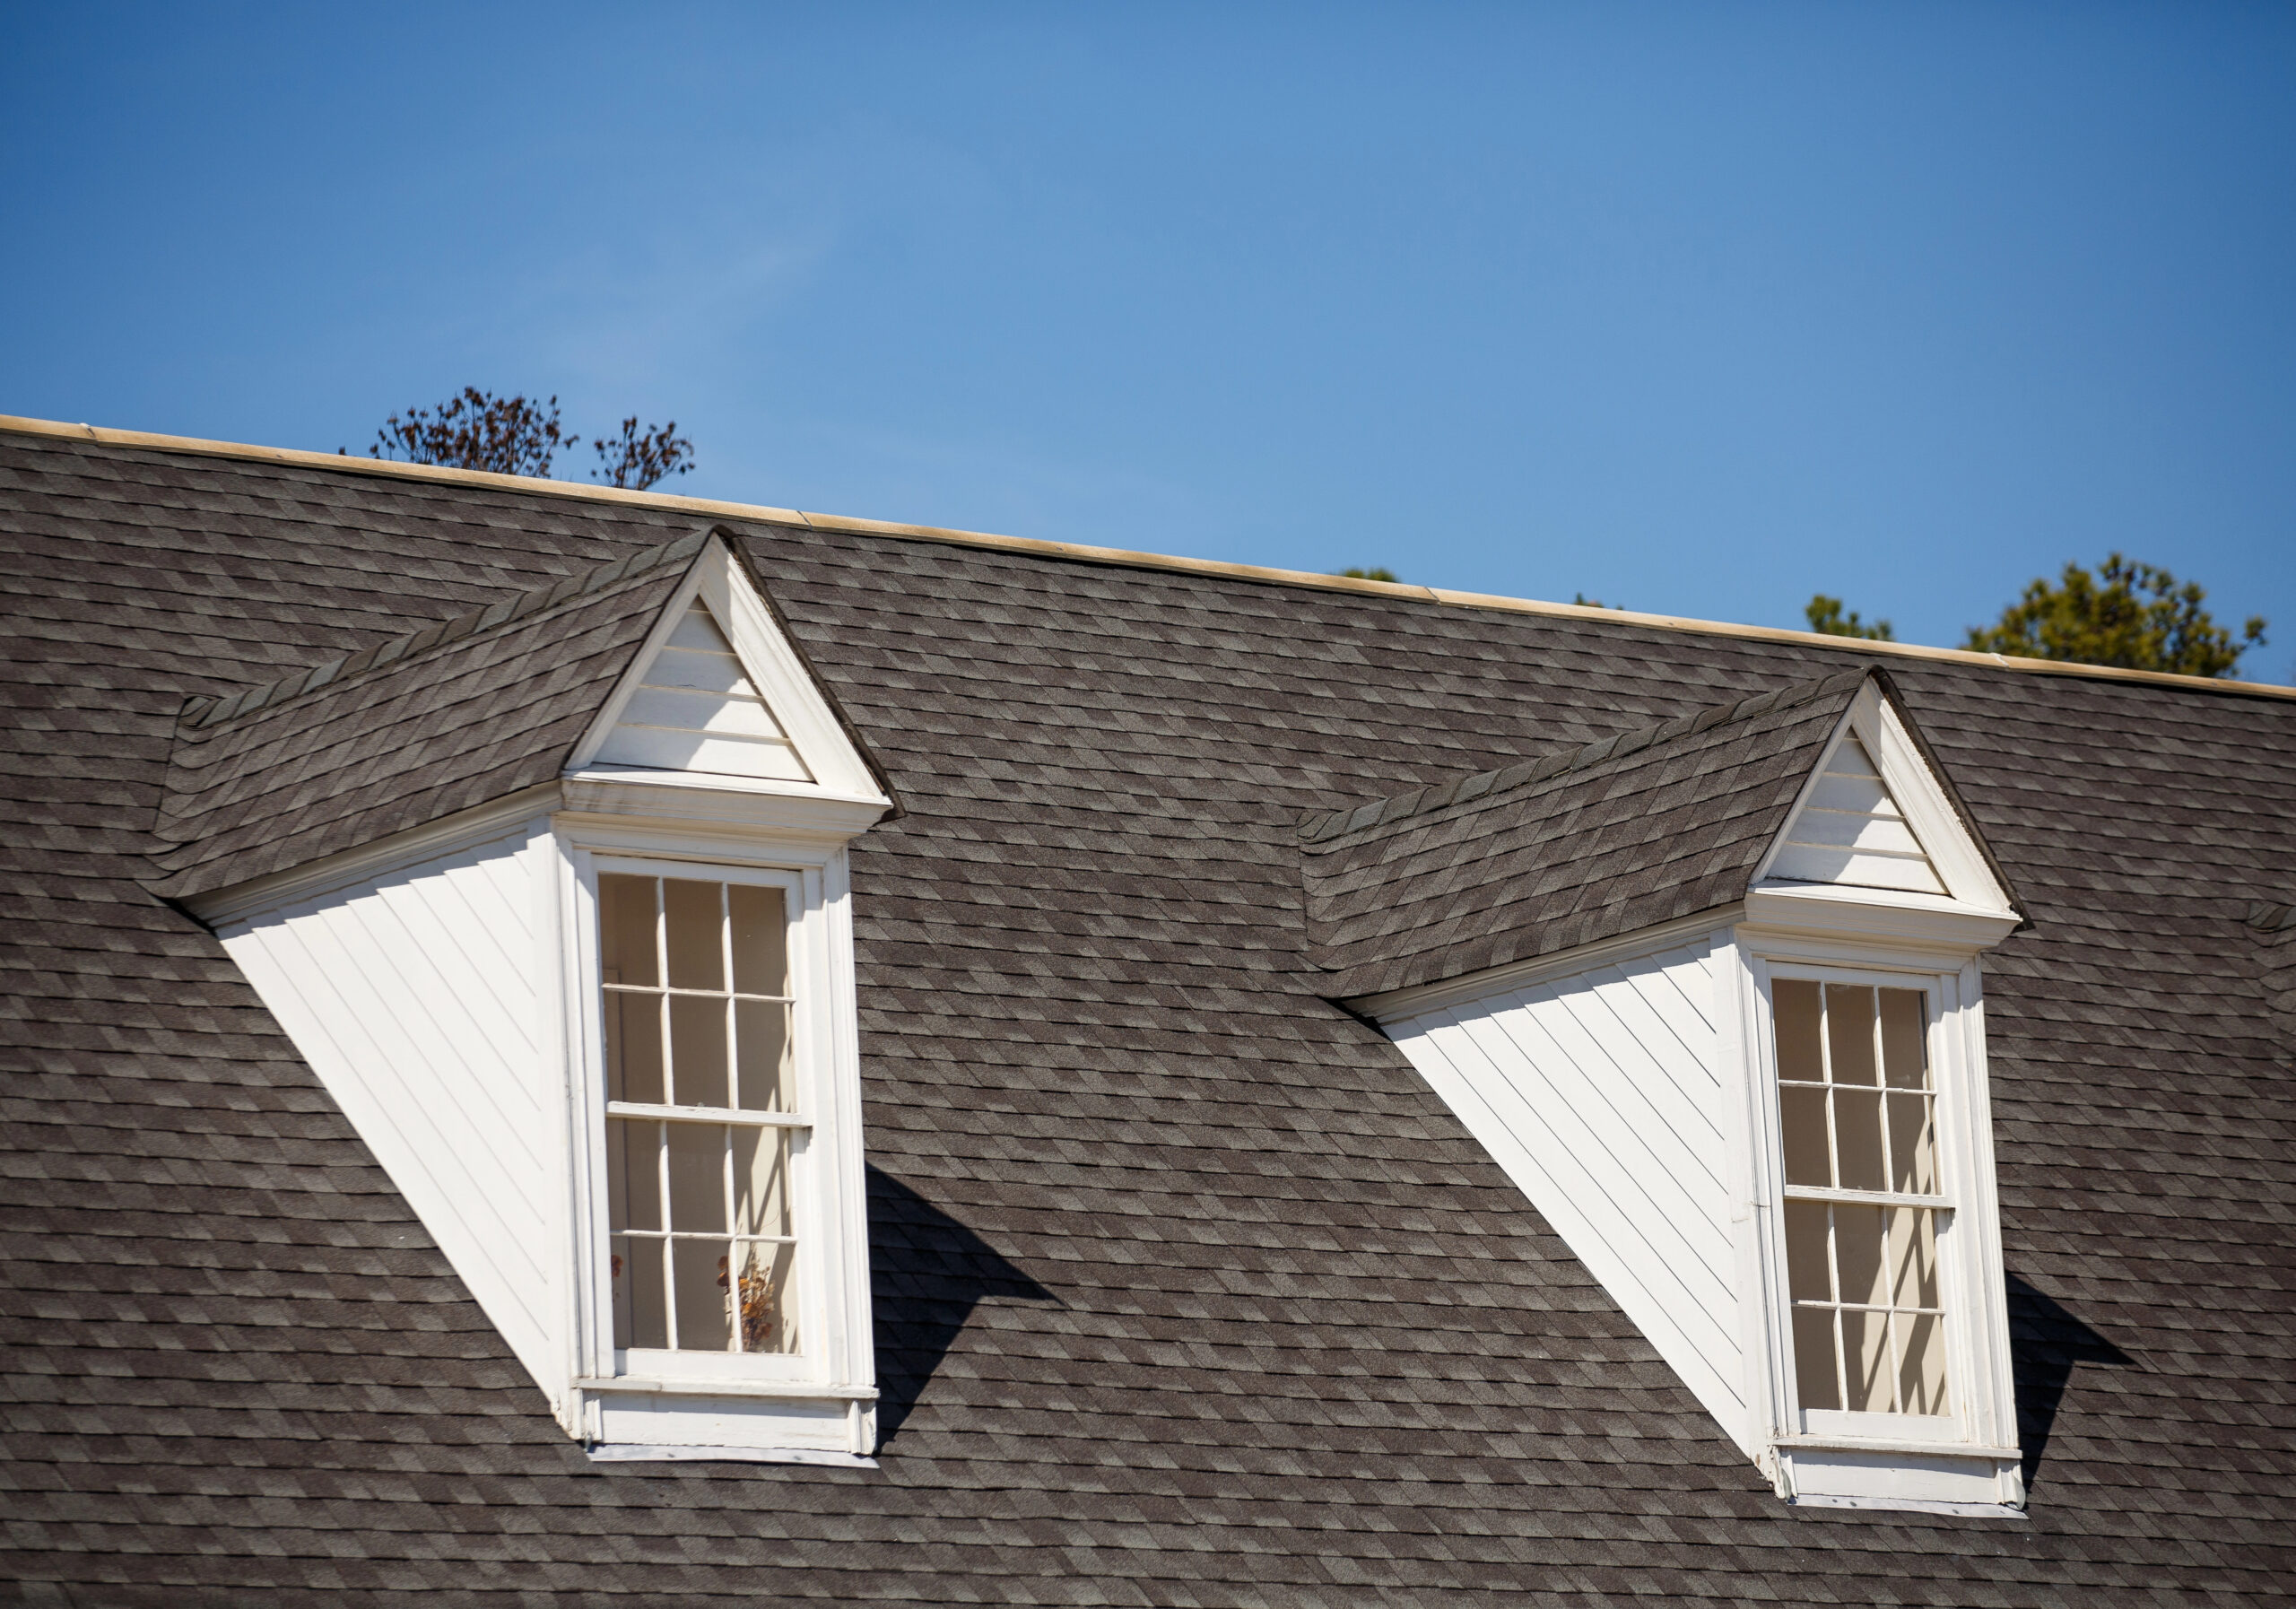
1964;553;2266;678
349;388;695;490
1572;592;1622;610
1805;595;1894;641
1339;566;1398;582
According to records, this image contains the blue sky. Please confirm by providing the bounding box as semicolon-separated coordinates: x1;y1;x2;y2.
4;4;2292;674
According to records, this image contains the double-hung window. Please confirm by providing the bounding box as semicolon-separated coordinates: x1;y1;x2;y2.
597;865;809;1370
1771;975;1951;1423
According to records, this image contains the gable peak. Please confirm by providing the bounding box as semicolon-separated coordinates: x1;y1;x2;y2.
593;596;813;782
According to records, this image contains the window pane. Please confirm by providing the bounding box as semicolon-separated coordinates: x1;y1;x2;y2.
607;1119;661;1232
609;1235;633;1348
672;1239;733;1351
1842;1308;1894;1413
666;1124;728;1232
735;1000;795;1110
1793;1308;1839;1411
1880;988;1928;1089
730;884;788;996
664;879;725;991
1888;1092;1938;1194
1888;1207;1944;1309
1780;1087;1832;1187
669;996;730;1108
734;1126;794;1239
1826;984;1878;1084
1835;1203;1889;1306
598;874;658;987
1773;979;1823;1083
735;1240;799;1353
1834;1088;1887;1192
1894;1311;1952;1415
622;1236;666;1350
1783;1201;1833;1302
604;991;664;1105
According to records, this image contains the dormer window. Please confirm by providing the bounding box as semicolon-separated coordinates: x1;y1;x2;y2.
152;528;895;1466
1309;666;2030;1517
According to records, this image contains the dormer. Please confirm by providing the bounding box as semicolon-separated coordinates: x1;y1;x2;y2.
1303;669;2030;1516
147;529;894;1465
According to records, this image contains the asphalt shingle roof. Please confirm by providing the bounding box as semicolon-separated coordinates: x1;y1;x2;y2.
148;530;701;899
1302;668;1870;998
3;424;2293;1605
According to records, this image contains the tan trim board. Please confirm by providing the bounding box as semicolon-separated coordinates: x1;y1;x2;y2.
8;411;2292;702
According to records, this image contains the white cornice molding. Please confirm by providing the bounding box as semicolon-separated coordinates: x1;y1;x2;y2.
558;773;890;837
1740;883;2020;952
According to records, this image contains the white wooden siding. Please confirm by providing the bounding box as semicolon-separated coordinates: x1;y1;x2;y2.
1769;733;1944;894
217;827;558;1391
595;602;813;781
1387;938;1752;1449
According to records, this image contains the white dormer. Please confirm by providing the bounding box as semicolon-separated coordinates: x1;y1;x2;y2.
182;532;894;1467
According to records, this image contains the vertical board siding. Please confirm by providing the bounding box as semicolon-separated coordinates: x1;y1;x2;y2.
596;601;813;781
1389;939;1749;1448
220;830;555;1389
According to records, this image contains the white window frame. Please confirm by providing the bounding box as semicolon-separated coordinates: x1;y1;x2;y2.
1722;916;2023;1513
549;816;879;1461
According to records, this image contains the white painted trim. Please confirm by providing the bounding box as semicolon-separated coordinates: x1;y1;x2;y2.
555;826;881;1457
586;1444;877;1468
1789;1495;2025;1519
560;774;888;837
1752;682;2015;917
182;783;561;927
1742;883;2020;952
1353;907;1743;1022
566;535;888;803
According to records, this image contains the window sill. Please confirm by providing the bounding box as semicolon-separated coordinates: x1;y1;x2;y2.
1777;1432;2019;1460
577;1375;877;1402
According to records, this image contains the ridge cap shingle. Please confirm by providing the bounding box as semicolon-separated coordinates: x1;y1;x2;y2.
1297;667;1868;846
179;527;712;733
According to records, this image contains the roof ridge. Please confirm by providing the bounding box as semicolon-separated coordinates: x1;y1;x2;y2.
178;528;710;731
1297;667;1870;846
10;413;2292;704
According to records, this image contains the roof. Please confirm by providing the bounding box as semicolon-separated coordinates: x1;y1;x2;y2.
4;420;2295;1603
1302;669;1869;999
149;532;703;899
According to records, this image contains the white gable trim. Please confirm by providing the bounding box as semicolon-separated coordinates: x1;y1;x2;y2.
568;535;887;804
1753;680;2013;916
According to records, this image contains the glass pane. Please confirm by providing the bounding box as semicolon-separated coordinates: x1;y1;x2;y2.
598;874;657;987
734;1126;794;1239
669;996;730;1108
666;1124;728;1232
1834;1088;1887;1191
1842;1308;1894;1413
622;1236;667;1350
1773;979;1823;1083
607;1119;660;1232
1895;1311;1952;1415
1783;1201;1833;1302
606;1118;652;1232
604;991;664;1105
1880;988;1928;1089
609;1234;632;1348
664;879;725;990
1826;984;1878;1084
730;884;788;996
1888;1092;1938;1194
735;1240;799;1353
1888;1206;1943;1309
1792;1308;1839;1411
1780;1087;1832;1187
1834;1203;1889;1306
671;1238;733;1351
735;1000;795;1110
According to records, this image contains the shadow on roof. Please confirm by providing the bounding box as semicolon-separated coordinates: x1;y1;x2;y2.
867;1167;1058;1446
2006;1271;2137;1499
